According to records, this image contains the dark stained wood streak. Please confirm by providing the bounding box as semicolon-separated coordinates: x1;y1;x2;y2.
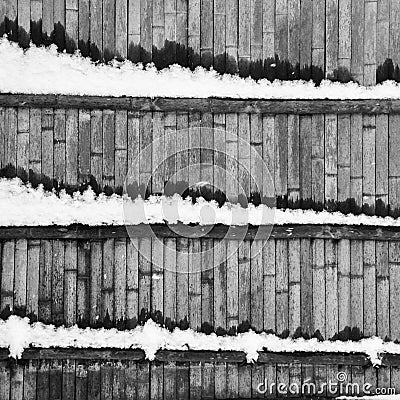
0;94;400;114
1;224;400;240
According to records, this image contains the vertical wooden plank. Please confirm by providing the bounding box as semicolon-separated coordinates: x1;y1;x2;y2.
300;238;313;335
325;114;337;209
49;360;62;400
141;0;153;61
17;108;29;177
164;238;177;327
10;364;23;400
337;115;351;208
62;360;76;400
91;0;103;59
40;108;53;183
102;239;115;325
250;0;262;76
27;240;40;320
54;109;66;184
139;238;151;319
238;114;250;202
389;115;400;216
288;239;300;335
14;239;27;315
188;112;201;196
351;240;364;332
0;108;4;169
325;0;338;78
363;115;376;212
364;1;377;85
164;360;177;400
151;361;163;400
66;0;79;52
177;238;189;328
127;238;139;328
275;115;288;206
390;242;400;340
214;239;227;332
64;241;77;326
137;363;150;400
275;240;288;335
37;360;50;400
18;0;30;45
66;109;79;186
113;362;126;400
201;238;214;331
312;239;325;337
200;113;214;192
100;362;113;400
351;0;364;83
214;0;226;72
287;0;300;73
79;0;90;56
165;0;176;63
76;361;88;400
0;361;10;400
188;0;201;66
351;114;363;212
377;0;390;80
103;0;115;60
52;240;65;325
338;0;351;73
338;239;351;331
42;0;54;38
275;0;288;78
90;241;102;326
151;112;164;194
77;241;90;326
377;241;390;338
287;114;299;204
23;360;38;400
300;0;312;78
115;239;127;328
364;240;376;336
226;114;239;203
103;110;115;190
376;115;389;215
79;110;91;184
226;0;238;72
128;0;140;61
151;238;164;323
238;0;251;74
90;110;103;187
176;112;189;190
263;240;276;332
189;362;202;400
390;0;400;70
116;0;128;58
87;362;101;400
188;239;201;331
115;110;128;191
32;109;44;183
299;116;312;204
164;112;177;188
4;108;17;169
200;0;213;67
312;0;325;76
139;113;153;194
39;240;52;323
1;241;14;315
153;0;165;56
325;240;338;338
214;113;226;198
251;240;264;332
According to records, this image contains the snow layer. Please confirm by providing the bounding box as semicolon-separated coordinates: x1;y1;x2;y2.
1;38;400;99
1;315;399;364
1;178;400;227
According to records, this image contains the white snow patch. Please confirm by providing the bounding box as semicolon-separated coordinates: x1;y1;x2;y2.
0;315;398;364
1;38;400;99
1;178;400;227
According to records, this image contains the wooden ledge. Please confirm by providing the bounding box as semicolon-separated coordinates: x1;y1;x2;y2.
0;94;398;114
0;224;399;240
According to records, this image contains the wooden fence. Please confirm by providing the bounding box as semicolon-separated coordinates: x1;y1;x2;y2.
1;0;400;85
1;349;400;399
1;96;399;216
1;231;399;341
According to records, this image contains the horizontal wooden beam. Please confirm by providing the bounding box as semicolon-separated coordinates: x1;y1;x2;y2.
0;94;398;114
0;224;400;240
0;348;398;366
